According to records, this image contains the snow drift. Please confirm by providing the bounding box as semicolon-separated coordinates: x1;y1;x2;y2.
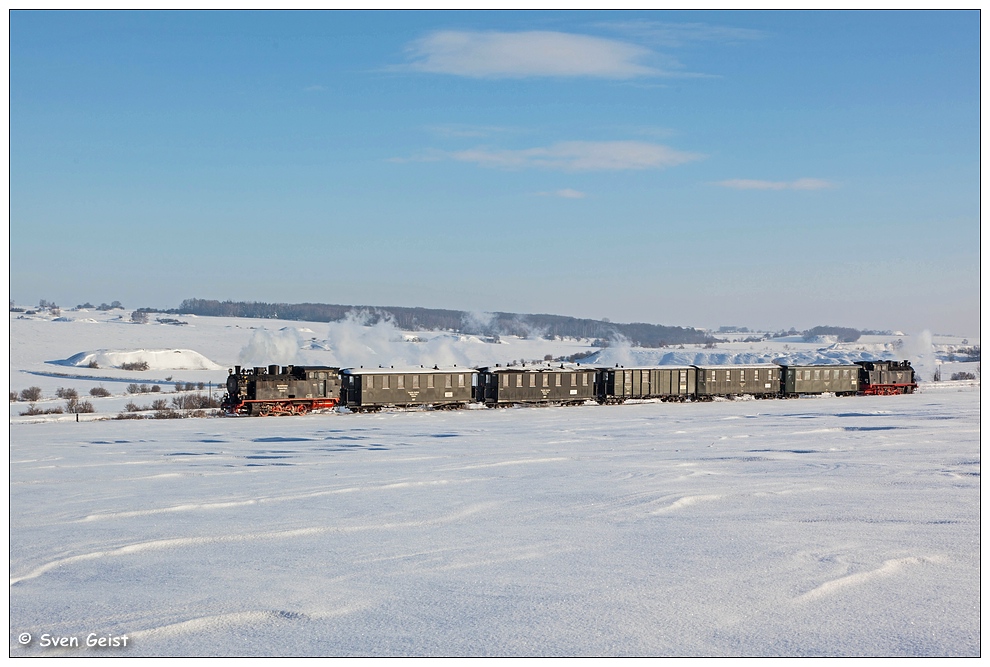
60;349;223;371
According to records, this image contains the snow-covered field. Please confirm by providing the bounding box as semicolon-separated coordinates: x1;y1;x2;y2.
8;309;981;656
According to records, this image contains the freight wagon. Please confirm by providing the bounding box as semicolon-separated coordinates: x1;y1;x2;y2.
598;366;697;403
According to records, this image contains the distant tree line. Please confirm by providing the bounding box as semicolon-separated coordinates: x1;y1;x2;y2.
154;299;711;347
802;326;862;343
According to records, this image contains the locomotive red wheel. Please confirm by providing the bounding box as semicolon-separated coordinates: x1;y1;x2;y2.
258;404;271;417
294;404;310;415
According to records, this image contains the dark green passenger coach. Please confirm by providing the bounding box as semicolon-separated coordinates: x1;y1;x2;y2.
340;367;477;411
477;364;598;406
780;364;860;396
694;364;781;398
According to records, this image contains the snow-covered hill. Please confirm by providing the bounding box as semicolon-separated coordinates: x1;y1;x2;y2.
9;308;979;421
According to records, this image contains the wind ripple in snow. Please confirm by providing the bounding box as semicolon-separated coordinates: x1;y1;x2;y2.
649;494;722;514
12;504;493;585
126;605;366;643
794;556;945;604
78;479;468;522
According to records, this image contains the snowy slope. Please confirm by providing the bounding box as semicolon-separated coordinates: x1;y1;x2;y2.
7;309;981;656
9;392;980;656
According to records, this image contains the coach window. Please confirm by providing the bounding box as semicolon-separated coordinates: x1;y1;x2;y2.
542;374;549;387
382;375;389;389
583;373;589;386
397;375;404;389
428;375;434;389
445;375;452;388
725;371;731;381
740;370;745;381
571;373;577;386
516;374;523;387
529;374;536;387
412;375;419;389
503;374;509;388
458;374;465;388
804;370;811;380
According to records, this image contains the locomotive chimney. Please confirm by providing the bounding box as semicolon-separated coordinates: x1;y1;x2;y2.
269;365;278;375
234;366;240;374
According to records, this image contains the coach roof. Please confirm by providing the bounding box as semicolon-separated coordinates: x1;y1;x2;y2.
340;366;478;375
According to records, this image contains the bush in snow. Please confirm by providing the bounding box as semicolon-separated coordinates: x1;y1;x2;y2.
19;387;42;402
151;385;161;393
171;394;220;410
121;361;149;371
55;387;79;400
130;310;148;324
20;405;62;416
89;387;111;397
65;399;95;414
127;384;140;394
951;372;976;381
9;391;17;402
87;360;99;369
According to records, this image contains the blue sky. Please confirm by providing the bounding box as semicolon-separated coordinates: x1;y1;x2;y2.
9;10;980;334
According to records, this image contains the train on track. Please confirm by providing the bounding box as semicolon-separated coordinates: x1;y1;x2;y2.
221;359;917;416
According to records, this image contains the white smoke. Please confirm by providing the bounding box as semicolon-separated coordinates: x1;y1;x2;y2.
321;311;473;369
901;330;938;382
462;310;496;334
238;327;303;366
590;334;635;368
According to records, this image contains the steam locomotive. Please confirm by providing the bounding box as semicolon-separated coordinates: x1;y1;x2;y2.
221;359;917;416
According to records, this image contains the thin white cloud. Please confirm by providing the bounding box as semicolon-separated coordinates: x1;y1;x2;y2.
401;30;664;79
438;141;703;172
599;20;765;48
715;178;835;191
536;189;587;199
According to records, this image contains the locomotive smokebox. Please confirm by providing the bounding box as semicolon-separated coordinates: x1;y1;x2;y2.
269;364;279;375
